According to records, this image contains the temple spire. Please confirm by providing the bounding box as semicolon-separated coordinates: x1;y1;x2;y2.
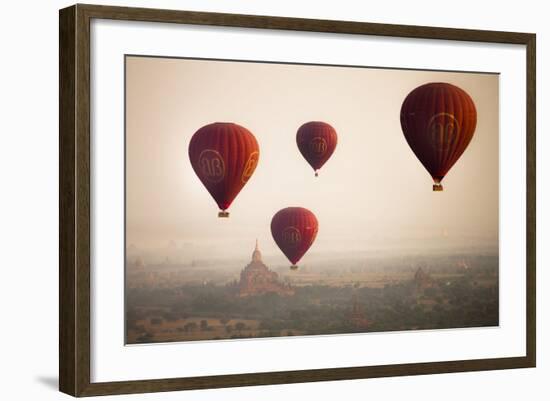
252;239;262;262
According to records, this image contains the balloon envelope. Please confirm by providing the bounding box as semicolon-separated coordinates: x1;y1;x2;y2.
271;207;318;267
400;82;477;191
188;122;259;216
296;121;338;176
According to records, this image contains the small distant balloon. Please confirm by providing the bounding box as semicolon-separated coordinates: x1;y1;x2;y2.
271;207;318;270
188;122;259;217
400;82;477;191
296;121;338;177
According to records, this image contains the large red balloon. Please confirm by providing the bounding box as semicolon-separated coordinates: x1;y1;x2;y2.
296;121;338;176
400;82;477;191
188;122;259;217
271;207;318;270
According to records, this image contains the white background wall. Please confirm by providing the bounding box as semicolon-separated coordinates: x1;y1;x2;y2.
0;0;546;400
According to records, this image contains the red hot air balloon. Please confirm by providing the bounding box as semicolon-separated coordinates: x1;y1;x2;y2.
400;82;477;191
296;121;338;177
271;207;318;270
188;122;259;217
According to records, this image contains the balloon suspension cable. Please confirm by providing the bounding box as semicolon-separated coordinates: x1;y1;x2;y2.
290;265;299;271
314;170;318;177
218;210;230;218
433;183;443;192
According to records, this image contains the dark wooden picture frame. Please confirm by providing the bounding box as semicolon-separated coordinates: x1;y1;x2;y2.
59;3;536;397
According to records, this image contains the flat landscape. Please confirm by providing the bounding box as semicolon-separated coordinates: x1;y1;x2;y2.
126;251;498;344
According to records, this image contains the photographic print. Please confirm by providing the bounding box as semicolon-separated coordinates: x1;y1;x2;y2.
125;56;499;345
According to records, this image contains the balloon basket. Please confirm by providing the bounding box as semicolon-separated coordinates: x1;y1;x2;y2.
218;211;230;218
290;265;299;271
314;171;318;177
433;184;443;192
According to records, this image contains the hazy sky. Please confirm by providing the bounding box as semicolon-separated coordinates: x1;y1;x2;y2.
125;56;499;260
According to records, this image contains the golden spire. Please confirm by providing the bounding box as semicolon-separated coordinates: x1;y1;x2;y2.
252;239;262;262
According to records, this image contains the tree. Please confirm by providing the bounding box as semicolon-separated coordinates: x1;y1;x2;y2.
424;287;437;298
183;322;198;332
235;322;246;333
219;317;230;326
126;319;138;331
200;320;208;331
136;332;153;343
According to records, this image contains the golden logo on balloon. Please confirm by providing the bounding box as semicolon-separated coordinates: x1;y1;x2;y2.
241;151;259;184
198;149;225;183
428;113;460;151
282;226;302;247
309;137;328;157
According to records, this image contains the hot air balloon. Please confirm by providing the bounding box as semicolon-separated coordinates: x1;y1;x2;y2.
271;207;318;270
400;82;477;191
188;122;259;217
296;121;338;177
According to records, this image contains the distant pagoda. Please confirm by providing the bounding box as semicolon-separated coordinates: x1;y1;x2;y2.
414;266;435;291
238;240;294;297
348;295;370;330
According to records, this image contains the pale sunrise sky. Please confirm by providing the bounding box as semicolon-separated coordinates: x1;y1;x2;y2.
125;56;499;260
